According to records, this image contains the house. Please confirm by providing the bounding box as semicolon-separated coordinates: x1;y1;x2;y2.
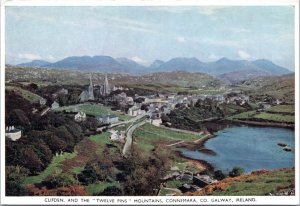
149;110;162;126
193;175;217;187
57;88;68;95
52;88;68;97
127;106;141;116
51;101;59;110
39;98;46;106
74;111;86;122
109;130;125;141
5;126;22;141
97;114;119;124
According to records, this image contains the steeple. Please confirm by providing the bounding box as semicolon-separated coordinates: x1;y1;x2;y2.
103;73;110;96
88;73;95;100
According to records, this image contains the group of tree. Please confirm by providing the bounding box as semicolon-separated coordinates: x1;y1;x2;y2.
213;166;245;181
122;148;171;195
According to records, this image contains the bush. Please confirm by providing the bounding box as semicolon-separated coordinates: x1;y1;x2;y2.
78;163;99;185
229;167;245;177
214;170;227;180
98;186;123;196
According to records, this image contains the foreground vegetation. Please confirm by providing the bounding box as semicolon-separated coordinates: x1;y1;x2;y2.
197;169;295;196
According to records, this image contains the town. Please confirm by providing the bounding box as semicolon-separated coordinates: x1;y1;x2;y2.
5;67;295;196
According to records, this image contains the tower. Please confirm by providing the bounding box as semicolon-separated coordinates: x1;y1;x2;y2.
88;74;95;100
103;73;110;96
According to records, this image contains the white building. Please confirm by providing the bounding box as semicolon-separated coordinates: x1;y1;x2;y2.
97;114;119;124
128;106;140;116
109;130;125;141
5;126;22;141
39;98;46;106
74;111;87;122
51;101;59;110
149;118;162;127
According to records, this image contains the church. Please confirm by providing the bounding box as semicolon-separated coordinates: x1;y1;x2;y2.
99;73;110;96
79;74;95;102
79;73;111;102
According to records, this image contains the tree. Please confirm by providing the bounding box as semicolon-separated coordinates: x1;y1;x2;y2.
123;148;170;195
44;173;76;189
28;83;38;90
22;147;43;174
214;170;227;180
99;186;123;196
8;109;30;128
78;162;99;185
5;165;29;196
229;167;245;177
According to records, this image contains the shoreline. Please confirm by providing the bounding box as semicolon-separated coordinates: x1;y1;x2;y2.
173;120;294;174
175;150;215;173
225;119;294;129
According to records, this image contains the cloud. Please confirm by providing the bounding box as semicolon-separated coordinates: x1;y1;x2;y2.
176;37;186;43
18;53;42;61
131;56;148;64
238;50;251;59
208;54;221;60
45;55;56;61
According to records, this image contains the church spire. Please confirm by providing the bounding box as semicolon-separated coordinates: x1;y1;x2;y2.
88;73;94;100
104;73;110;95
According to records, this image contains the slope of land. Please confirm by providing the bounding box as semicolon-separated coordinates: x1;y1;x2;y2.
187;168;295;196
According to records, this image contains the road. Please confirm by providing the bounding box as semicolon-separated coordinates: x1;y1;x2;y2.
122;114;149;156
109;113;149;128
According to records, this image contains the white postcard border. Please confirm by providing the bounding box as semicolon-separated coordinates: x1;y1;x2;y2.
0;0;299;205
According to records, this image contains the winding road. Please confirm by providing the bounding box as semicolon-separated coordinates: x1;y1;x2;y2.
122;119;147;156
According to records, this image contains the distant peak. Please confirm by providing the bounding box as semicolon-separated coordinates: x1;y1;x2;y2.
216;57;231;62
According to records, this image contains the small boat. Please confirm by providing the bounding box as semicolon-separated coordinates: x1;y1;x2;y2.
277;143;287;147
283;146;292;152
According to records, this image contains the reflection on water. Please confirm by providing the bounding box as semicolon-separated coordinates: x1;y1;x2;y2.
182;126;295;172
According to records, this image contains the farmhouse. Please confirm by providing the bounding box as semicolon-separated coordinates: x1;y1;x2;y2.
97;114;119;124
51;101;59;110
74;111;86;122
5;126;22;141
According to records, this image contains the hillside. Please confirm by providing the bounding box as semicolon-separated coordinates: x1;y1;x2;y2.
238;74;295;102
6;66;225;90
187;168;295;196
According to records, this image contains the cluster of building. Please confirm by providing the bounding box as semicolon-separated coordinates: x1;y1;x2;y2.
79;74;111;102
162;171;217;194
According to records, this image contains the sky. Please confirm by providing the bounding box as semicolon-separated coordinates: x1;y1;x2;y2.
5;6;295;70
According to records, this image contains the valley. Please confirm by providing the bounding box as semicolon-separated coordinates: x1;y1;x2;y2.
4;64;295;196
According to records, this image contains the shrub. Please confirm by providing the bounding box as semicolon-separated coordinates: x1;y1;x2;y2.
229;167;245;177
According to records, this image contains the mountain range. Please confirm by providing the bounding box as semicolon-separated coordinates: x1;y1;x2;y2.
17;55;292;83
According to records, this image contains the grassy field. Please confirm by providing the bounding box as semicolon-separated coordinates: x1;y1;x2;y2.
6;85;42;103
254;112;294;123
227;111;258;120
88;132;112;154
211;169;295;196
134;123;201;152
86;181;120;195
159;188;178;196
56;103;130;121
228;110;294;123
22;152;77;185
267;105;295;114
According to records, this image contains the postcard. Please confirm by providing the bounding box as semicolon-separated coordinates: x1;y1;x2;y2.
0;0;299;205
